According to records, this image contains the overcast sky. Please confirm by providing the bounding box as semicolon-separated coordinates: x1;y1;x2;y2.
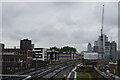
1;2;118;52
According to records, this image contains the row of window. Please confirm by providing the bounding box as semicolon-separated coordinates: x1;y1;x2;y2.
3;66;25;70
34;52;47;55
2;58;27;62
3;51;27;55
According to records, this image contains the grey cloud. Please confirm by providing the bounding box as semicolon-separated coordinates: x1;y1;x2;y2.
2;2;118;52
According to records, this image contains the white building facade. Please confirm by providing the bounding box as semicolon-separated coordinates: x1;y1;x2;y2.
33;48;47;61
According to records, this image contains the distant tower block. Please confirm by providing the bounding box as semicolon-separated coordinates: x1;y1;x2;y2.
20;38;32;50
87;43;92;52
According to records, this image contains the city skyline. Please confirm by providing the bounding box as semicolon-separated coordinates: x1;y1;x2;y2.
1;2;118;52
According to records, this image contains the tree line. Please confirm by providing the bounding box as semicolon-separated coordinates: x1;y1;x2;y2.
49;46;77;53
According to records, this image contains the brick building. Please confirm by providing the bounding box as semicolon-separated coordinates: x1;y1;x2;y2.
1;38;33;74
2;49;32;74
20;39;32;50
47;51;80;62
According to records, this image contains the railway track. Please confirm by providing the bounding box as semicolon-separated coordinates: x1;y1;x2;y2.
33;64;74;80
1;62;76;80
29;63;74;80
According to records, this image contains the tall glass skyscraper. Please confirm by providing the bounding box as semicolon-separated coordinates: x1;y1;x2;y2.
87;43;92;52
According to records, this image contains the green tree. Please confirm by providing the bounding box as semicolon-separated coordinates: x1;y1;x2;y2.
61;46;77;53
49;46;77;53
49;46;60;51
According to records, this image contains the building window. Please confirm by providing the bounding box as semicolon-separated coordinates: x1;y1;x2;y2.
15;58;18;62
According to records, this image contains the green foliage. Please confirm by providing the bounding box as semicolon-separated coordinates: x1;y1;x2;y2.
49;46;60;51
49;46;77;53
77;72;98;80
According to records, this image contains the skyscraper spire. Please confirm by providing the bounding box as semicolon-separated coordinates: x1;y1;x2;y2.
101;5;104;36
100;5;105;59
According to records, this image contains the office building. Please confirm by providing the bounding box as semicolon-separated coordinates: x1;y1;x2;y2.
20;39;32;50
33;48;47;61
93;33;117;60
32;48;48;67
87;43;92;52
2;48;32;74
1;38;33;74
117;50;120;60
47;50;59;61
58;52;78;62
110;41;117;60
97;34;108;53
104;42;111;59
58;53;72;62
93;41;99;52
